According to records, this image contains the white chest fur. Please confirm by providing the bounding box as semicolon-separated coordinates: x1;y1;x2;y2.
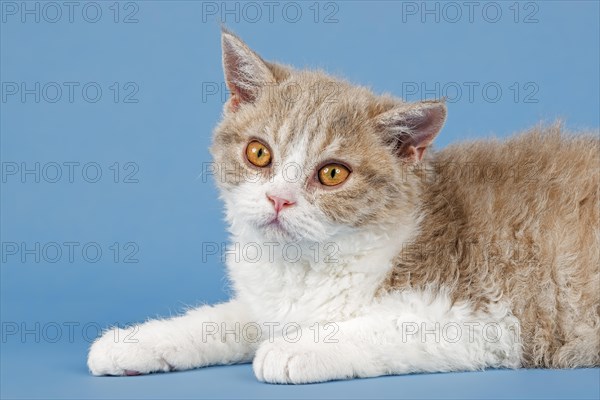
226;223;414;326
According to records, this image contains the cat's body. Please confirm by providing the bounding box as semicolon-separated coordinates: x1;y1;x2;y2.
385;130;600;368
87;31;599;383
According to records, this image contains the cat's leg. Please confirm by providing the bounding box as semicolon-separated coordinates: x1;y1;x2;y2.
253;291;523;384
88;300;256;376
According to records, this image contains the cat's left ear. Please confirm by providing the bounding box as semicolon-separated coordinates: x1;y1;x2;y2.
221;30;275;112
374;100;447;162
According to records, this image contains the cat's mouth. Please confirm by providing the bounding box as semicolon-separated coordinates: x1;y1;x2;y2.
265;217;286;230
261;216;295;240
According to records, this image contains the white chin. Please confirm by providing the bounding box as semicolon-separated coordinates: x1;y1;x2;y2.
260;221;299;242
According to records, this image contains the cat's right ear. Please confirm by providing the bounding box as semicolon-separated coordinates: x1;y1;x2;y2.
221;30;275;112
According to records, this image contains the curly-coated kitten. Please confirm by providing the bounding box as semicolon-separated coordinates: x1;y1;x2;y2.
88;31;599;383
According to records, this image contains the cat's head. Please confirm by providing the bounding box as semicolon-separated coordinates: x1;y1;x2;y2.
211;31;446;245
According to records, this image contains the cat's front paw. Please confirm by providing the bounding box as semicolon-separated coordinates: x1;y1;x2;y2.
253;340;352;384
87;327;173;376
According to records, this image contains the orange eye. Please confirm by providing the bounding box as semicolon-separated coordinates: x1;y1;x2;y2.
318;163;350;186
245;140;272;167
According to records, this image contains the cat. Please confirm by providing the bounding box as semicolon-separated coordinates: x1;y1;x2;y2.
87;30;600;383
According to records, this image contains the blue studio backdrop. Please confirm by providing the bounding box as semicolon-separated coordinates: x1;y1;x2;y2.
1;1;599;399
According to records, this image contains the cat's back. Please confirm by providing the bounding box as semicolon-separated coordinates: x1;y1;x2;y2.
430;124;599;250
434;123;599;205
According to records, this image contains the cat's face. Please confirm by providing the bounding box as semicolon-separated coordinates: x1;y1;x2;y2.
211;31;446;244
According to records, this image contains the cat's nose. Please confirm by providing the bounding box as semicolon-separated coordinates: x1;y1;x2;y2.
266;194;296;214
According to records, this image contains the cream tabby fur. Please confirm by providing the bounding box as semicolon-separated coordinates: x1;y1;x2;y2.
87;31;599;383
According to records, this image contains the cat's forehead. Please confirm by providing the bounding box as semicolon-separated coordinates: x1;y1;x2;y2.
264;75;379;161
267;109;359;166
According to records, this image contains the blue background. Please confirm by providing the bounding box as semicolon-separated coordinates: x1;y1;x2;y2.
1;1;599;398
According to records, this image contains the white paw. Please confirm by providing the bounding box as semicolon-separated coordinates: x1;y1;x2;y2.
87;327;173;376
253;340;351;384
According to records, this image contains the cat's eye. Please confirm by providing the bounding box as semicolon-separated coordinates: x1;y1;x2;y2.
318;163;350;186
245;140;272;167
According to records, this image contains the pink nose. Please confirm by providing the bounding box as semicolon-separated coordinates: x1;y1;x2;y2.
267;194;295;213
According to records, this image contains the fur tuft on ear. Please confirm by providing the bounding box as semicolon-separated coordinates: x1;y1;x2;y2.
221;29;275;112
374;100;447;162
